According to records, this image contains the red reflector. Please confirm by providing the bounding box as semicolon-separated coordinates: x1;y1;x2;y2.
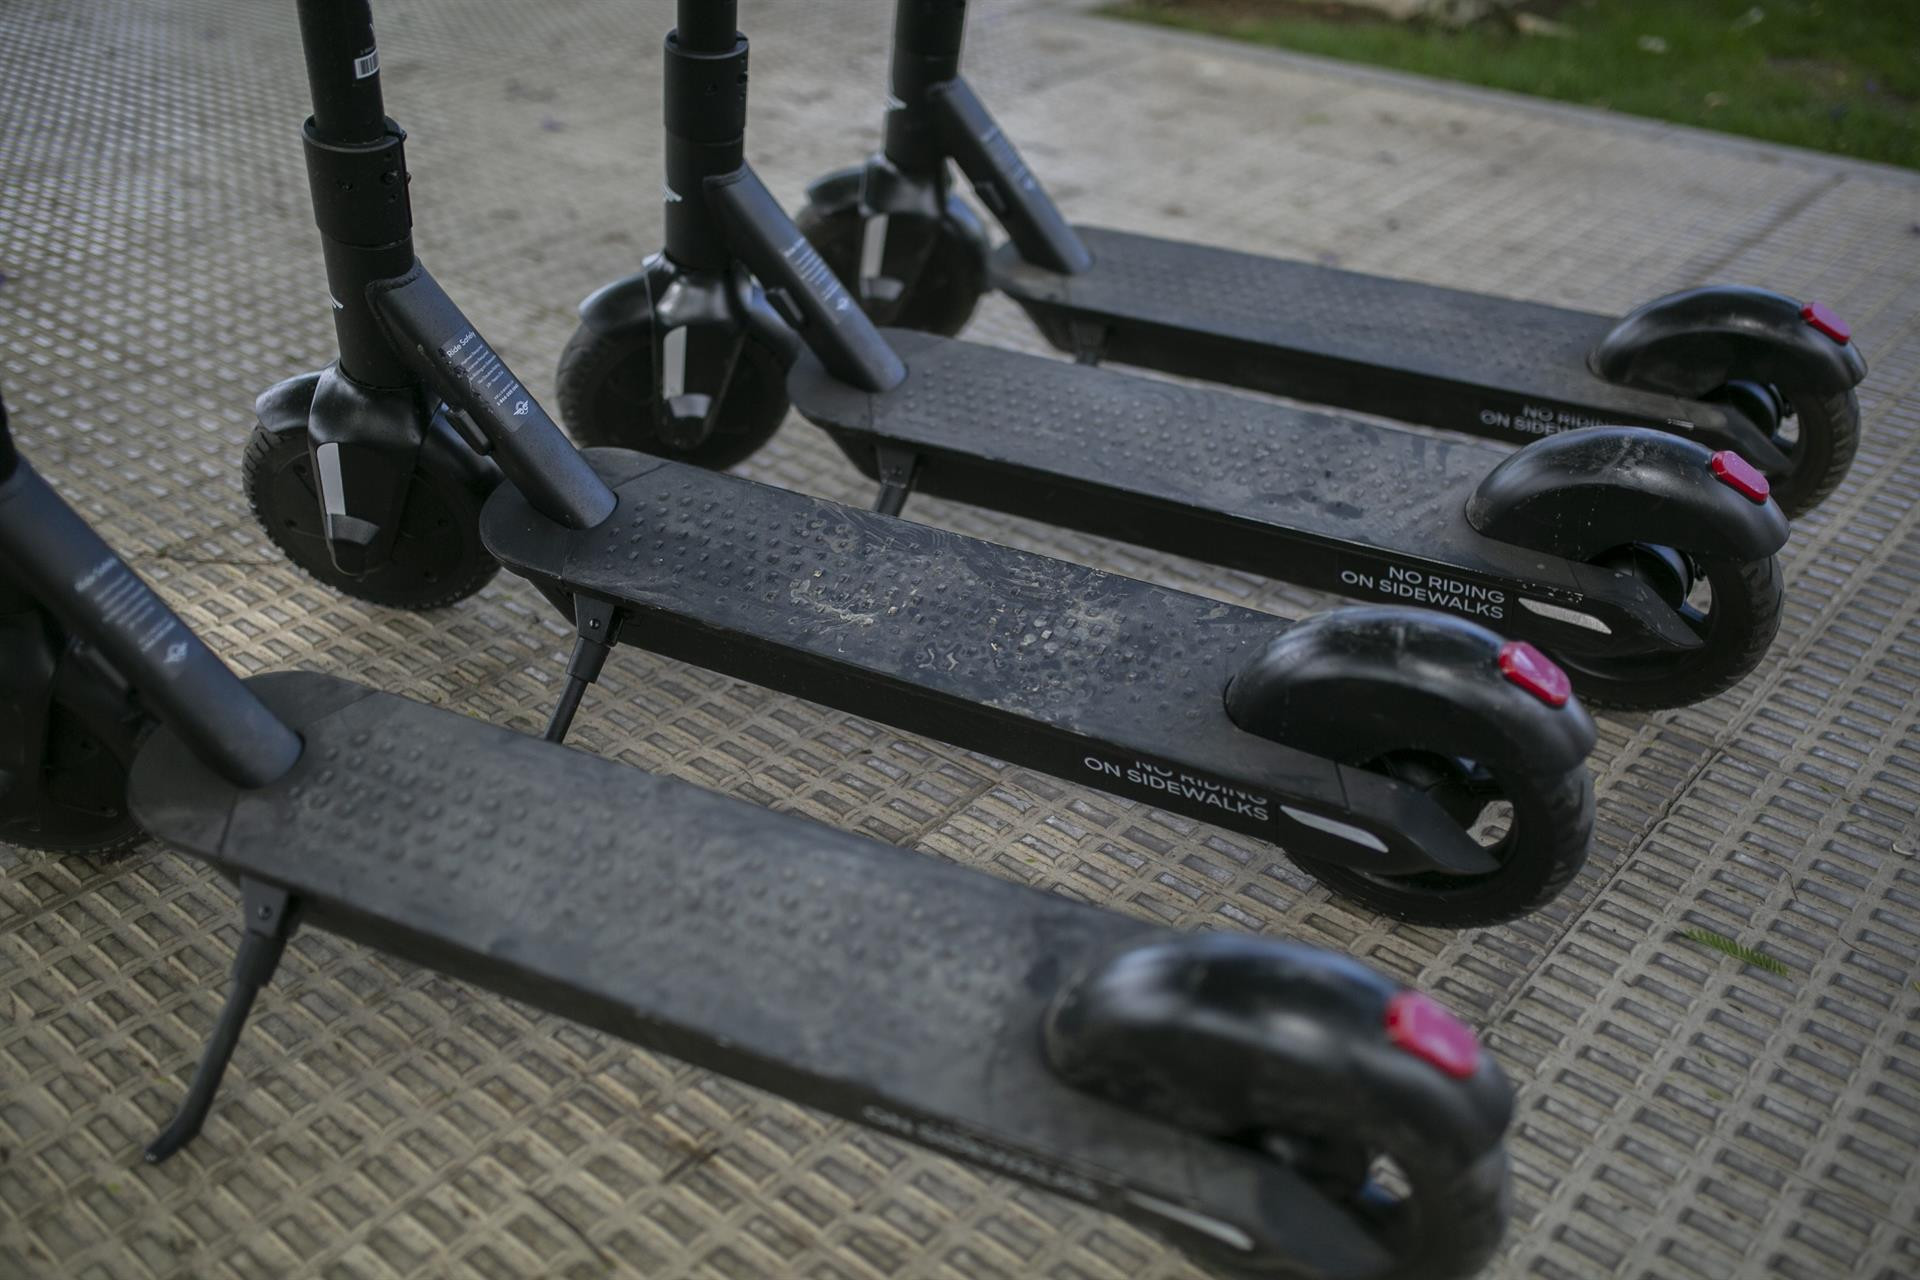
1709;450;1771;503
1800;301;1850;345
1497;640;1570;708
1385;991;1480;1079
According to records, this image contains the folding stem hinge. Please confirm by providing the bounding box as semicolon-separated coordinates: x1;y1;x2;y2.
872;444;921;517
146;879;298;1164
1068;319;1109;366
544;595;623;744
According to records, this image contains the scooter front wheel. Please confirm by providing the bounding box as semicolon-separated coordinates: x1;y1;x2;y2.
1558;550;1784;710
795;201;988;337
554;319;789;470
0;658;145;857
1293;754;1594;927
243;420;500;611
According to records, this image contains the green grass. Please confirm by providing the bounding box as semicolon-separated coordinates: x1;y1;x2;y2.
1106;1;1920;169
1681;927;1791;976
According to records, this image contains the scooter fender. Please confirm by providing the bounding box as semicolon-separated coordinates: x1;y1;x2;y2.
1225;607;1595;779
1591;285;1867;399
1466;427;1790;563
807;155;991;260
252;368;323;441
575;259;665;336
576;257;800;368
1045;935;1513;1164
803;162;866;215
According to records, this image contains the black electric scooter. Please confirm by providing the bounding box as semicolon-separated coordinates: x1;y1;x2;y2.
240;0;1597;926
0;397;1517;1280
793;0;1867;518
556;3;1792;713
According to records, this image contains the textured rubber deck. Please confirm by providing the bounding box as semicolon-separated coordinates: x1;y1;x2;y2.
795;329;1498;546
991;226;1696;423
481;453;1412;846
126;671;1340;1252
3;1;1918;1278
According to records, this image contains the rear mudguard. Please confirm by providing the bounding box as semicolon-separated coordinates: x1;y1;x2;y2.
1046;935;1512;1165
1226;607;1595;778
1591;285;1867;399
1466;426;1790;564
575;255;801;368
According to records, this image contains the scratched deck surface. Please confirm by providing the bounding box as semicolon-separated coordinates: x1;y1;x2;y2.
2;1;1916;1277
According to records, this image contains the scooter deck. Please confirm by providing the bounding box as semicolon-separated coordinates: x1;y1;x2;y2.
126;670;1380;1269
990;227;1712;441
790;330;1616;613
480;454;1476;871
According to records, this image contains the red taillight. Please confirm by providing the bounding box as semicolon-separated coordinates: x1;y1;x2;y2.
1385;991;1481;1079
1497;640;1571;708
1800;301;1851;345
1709;450;1771;504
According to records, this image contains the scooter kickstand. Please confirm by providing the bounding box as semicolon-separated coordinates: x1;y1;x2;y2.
1067;319;1108;367
544;596;623;744
872;444;920;517
146;879;297;1163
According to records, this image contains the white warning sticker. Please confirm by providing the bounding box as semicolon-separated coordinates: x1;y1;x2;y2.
1081;755;1270;821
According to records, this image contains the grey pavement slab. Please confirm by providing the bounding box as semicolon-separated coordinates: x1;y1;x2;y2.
2;1;1916;1277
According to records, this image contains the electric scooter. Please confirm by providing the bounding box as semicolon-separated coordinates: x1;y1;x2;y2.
0;395;1516;1280
240;0;1598;927
794;0;1867;517
555;1;1791;713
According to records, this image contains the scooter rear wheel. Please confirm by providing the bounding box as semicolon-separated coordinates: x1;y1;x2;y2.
243;420;500;611
554;319;789;469
795;201;988;338
1557;549;1784;710
1289;753;1594;927
1717;384;1858;518
1254;1130;1510;1280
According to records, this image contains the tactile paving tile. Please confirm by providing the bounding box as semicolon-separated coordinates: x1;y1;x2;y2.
2;0;1916;1277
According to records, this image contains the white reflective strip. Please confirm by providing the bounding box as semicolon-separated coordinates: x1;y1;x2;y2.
860;214;890;284
661;326;688;400
1517;597;1613;635
1280;806;1390;854
1122;1192;1256;1253
315;442;347;516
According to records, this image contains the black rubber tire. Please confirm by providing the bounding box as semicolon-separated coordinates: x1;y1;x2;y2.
1225;1130;1511;1280
794;201;986;338
554;320;788;469
1557;554;1784;711
243;422;500;611
2;653;146;859
1289;761;1594;927
1762;387;1859;518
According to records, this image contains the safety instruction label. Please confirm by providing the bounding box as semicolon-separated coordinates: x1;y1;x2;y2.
74;556;188;670
1080;755;1270;822
862;1106;1099;1202
1479;401;1612;436
1339;561;1506;620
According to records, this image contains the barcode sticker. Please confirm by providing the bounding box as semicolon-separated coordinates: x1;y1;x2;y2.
353;49;379;79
